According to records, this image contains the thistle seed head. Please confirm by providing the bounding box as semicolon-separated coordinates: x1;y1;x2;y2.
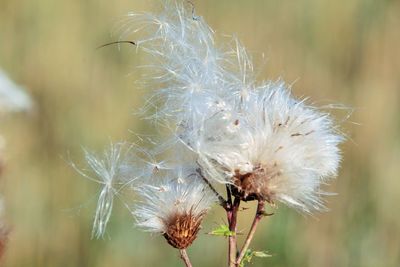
195;86;344;212
133;167;217;248
163;209;205;249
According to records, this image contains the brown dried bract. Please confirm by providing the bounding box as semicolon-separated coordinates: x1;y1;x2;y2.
163;211;205;249
232;163;280;202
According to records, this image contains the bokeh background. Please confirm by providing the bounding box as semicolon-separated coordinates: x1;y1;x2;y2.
1;0;399;266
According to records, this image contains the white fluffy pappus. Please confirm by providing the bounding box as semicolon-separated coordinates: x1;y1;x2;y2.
194;83;344;212
132;167;217;248
116;1;344;213
117;0;255;130
74;143;139;239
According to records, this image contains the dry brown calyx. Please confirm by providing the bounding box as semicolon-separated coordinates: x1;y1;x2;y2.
163;210;205;249
232;163;281;202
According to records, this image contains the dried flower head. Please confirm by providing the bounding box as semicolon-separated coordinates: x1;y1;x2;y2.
133;168;217;249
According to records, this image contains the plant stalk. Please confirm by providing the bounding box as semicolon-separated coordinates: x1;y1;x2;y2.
228;197;240;267
236;200;265;265
179;249;193;267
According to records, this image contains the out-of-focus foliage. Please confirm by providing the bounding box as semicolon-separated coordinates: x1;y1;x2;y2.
0;0;399;266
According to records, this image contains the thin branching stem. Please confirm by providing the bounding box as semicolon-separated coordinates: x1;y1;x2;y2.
236;200;265;265
179;249;193;267
228;197;240;267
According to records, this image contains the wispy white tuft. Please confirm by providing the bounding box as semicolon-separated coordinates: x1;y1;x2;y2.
116;0;254;131
75;143;138;239
133;166;217;233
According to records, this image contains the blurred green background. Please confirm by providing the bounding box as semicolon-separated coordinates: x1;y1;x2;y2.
1;0;399;266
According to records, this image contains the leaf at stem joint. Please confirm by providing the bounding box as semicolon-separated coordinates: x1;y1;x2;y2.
239;249;272;267
207;224;235;237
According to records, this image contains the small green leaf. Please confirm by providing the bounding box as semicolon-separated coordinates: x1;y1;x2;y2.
239;249;253;267
252;251;272;258
239;249;271;267
207;224;235;237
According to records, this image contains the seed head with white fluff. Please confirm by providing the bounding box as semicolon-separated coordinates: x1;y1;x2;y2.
133;167;217;249
76;2;346;265
194;83;343;212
